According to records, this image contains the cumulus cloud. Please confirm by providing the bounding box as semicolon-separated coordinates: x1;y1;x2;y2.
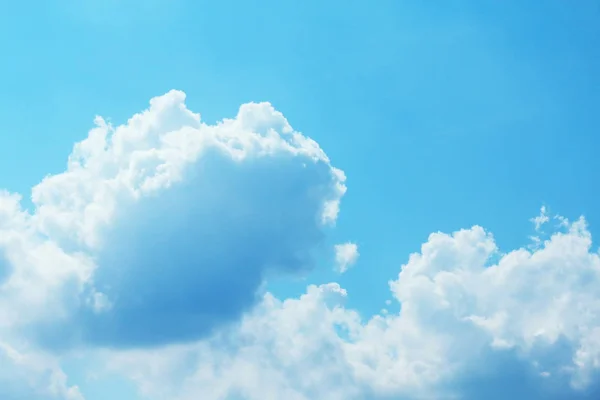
334;242;359;273
99;212;600;400
0;90;347;350
0;90;347;397
1;90;599;400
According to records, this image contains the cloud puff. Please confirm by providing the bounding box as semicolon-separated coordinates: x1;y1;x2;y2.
531;206;550;231
334;242;359;273
0;90;347;350
0;190;94;331
101;212;600;400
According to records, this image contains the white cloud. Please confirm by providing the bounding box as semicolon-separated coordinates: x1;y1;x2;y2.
18;90;346;348
96;212;600;400
531;205;550;231
334;242;359;273
31;91;344;251
0;90;347;396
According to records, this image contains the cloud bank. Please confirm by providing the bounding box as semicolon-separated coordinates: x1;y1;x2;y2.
0;91;599;400
104;213;600;400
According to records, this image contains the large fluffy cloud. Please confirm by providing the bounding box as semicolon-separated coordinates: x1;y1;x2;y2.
100;210;600;400
0;90;345;352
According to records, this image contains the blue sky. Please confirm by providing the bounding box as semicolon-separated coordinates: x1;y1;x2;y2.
0;1;599;399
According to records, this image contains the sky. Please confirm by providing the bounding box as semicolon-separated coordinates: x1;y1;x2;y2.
0;0;599;399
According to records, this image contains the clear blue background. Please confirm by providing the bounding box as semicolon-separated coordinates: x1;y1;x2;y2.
0;1;598;399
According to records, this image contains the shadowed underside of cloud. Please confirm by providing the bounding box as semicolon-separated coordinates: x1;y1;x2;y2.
83;150;333;347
